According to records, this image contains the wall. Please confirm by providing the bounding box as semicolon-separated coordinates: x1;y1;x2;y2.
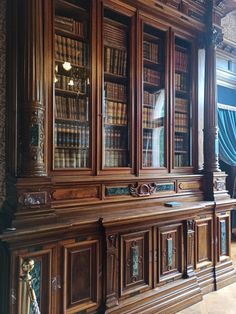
0;0;6;208
221;10;236;43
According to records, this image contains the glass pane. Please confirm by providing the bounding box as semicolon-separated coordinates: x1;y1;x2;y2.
142;24;165;168
54;0;91;169
174;38;192;167
103;10;130;168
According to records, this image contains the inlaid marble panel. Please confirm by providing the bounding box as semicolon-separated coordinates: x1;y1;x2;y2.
0;0;6;207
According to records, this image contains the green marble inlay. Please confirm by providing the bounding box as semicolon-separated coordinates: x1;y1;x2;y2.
156;183;175;192
221;220;227;255
131;245;139;277
30;124;39;146
167;238;173;268
106;187;129;196
29;260;41;314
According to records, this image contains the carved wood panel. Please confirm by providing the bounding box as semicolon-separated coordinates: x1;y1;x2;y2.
63;239;99;313
157;223;183;283
195;216;213;269
216;212;230;262
12;244;57;314
120;230;151;296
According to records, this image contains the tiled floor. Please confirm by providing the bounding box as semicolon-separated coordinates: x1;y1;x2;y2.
177;239;236;314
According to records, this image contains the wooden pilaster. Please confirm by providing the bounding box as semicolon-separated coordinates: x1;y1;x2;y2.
17;0;47;177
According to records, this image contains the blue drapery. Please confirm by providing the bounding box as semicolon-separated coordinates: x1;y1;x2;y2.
218;108;236;166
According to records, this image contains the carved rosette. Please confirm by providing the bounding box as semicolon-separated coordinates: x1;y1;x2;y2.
18;0;47;177
129;183;157;197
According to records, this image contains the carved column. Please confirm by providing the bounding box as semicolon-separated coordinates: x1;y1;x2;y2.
184;220;195;278
203;1;229;200
105;233;119;309
18;0;47;177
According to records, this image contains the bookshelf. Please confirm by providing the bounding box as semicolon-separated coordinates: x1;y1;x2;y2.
142;24;165;168
103;10;130;168
54;0;90;169
174;38;192;167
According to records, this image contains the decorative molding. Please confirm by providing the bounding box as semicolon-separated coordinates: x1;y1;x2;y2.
108;235;117;249
129;183;157;197
0;0;6;207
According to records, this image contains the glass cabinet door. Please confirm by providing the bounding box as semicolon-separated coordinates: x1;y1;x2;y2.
53;0;91;169
142;24;166;168
103;9;131;168
174;38;192;167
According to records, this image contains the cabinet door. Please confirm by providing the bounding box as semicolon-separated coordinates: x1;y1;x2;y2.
100;2;135;174
62;239;101;313
216;212;230;262
156;223;183;284
140;17;168;173
10;244;57;314
120;229;152;297
53;0;94;174
173;37;194;169
195;216;213;269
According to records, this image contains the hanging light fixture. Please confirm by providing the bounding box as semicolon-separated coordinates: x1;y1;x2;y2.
62;61;72;71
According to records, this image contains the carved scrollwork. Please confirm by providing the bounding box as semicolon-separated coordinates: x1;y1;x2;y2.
210;26;224;47
129;183;157;197
18;191;47;207
107;235;117;248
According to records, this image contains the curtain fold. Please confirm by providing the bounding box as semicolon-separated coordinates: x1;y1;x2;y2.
218;108;236;166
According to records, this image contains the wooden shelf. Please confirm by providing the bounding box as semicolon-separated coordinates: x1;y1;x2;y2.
104;123;128;128
104;72;127;81
55;27;87;42
55;117;89;124
55;146;89;150
55;88;87;97
55;59;89;70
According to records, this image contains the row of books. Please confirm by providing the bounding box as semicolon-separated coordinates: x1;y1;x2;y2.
175;134;187;151
143;107;164;128
143;91;160;107
104;46;127;76
105;82;127;102
105;101;128;125
175;112;189;132
143;131;159;150
174;153;189;167
175;48;188;72
143;151;164;168
104;21;127;48
144;68;161;85
56;123;89;148
105;150;128;168
55;74;88;93
55;34;88;66
55;15;85;37
105;128;127;149
55;96;88;121
175;73;188;92
54;148;89;169
175;97;189;112
143;40;159;63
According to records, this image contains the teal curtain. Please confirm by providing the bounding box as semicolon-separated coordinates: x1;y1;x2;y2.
218;108;236;166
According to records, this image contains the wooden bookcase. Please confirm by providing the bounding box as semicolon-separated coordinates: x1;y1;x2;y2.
2;0;236;314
